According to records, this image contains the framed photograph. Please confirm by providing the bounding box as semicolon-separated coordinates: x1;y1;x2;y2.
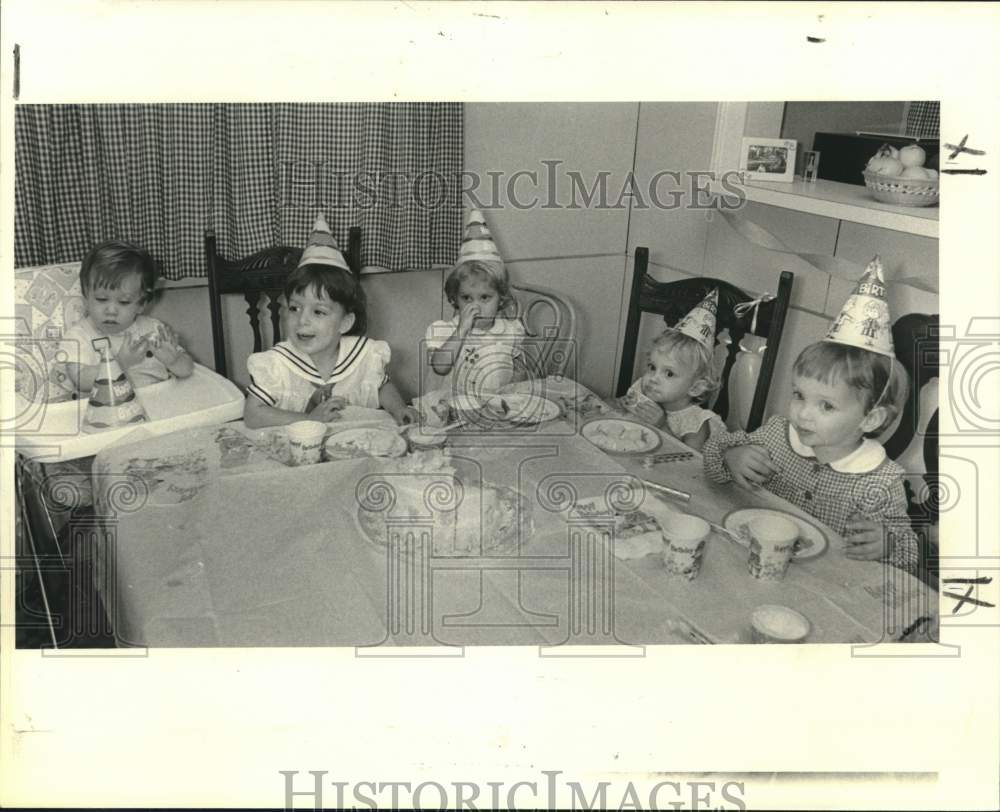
739;137;797;182
802;149;821;182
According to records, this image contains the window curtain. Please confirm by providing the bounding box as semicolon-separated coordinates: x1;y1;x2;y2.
14;103;463;279
905;101;940;139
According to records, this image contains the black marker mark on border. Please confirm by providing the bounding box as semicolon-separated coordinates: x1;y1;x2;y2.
943;576;992;585
945;135;986;159
897;615;930;641
941;169;988;176
13;43;19;100
945;586;995;613
806;36;825;43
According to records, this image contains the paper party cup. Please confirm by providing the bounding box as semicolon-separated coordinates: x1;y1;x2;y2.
660;513;711;580
287;420;327;466
747;514;799;580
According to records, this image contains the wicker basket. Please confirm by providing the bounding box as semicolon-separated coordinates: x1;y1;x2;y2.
862;169;939;208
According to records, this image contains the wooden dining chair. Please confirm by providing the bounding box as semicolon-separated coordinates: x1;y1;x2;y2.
510;282;578;379
205;226;362;379
616;246;794;432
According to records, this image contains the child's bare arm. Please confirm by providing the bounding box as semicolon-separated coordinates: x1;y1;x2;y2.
378;379;419;425
150;324;193;379
243;393;343;429
430;303;480;375
429;332;464;376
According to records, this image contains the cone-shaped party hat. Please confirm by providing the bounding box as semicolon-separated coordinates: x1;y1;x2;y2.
82;337;149;433
457;208;503;265
824;255;895;357
674;289;719;350
298;212;350;272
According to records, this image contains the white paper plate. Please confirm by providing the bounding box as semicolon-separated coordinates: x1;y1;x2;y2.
581;417;662;454
484;393;561;424
324;427;406;459
722;507;829;560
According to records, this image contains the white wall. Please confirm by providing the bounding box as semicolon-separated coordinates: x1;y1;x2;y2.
464;102;638;396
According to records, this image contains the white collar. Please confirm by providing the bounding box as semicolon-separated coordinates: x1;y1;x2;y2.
787;422;886;474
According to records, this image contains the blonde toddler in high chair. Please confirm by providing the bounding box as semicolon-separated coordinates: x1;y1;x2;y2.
619;290;725;452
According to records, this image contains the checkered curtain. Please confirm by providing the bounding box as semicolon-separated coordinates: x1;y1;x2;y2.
905;101;940;139
15;104;463;279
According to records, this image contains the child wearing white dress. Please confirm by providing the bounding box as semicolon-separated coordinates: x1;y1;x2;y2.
61;240;193;393
244;215;416;428
415;209;526;425
620;290;725;451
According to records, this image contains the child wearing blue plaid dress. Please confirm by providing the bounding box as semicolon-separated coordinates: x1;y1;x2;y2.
703;258;919;573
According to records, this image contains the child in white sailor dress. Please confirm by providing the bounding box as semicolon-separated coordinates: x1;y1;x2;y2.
242;214;416;428
246;333;392;416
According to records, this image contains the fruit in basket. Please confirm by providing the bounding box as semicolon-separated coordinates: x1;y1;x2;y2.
867;154;903;177
899;144;926;168
924;168;938;179
900;166;932;180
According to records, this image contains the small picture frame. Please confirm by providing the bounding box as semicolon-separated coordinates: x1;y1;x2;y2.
739;137;797;183
802;150;821;183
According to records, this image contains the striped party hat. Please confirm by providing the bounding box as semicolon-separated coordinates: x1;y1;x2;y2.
458;208;503;265
298;213;350;272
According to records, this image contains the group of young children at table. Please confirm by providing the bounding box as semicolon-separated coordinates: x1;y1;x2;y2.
61;209;918;575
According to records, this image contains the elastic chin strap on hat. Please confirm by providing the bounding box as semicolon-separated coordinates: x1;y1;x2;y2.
868;356;895;416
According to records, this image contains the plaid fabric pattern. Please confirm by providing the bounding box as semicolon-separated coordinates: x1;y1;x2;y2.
16;104;463;279
905;101;940;139
703;416;920;574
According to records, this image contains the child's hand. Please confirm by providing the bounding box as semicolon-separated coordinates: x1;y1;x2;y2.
457;302;481;336
308;396;346;422
393;406;420;426
305;387;343;413
151;337;184;367
621;393;664;428
116;334;151;369
842;519;887;561
724;444;777;490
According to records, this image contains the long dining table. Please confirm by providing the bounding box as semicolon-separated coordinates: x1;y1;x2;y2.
90;377;937;648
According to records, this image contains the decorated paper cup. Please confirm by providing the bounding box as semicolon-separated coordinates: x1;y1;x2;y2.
746;515;799;580
750;605;811;644
287;420;327;466
660;513;711;580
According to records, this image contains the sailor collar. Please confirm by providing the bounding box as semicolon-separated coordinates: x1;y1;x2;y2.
271;336;368;385
787;421;886;474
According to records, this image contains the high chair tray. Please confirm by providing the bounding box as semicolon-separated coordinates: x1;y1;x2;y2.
15;363;244;463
